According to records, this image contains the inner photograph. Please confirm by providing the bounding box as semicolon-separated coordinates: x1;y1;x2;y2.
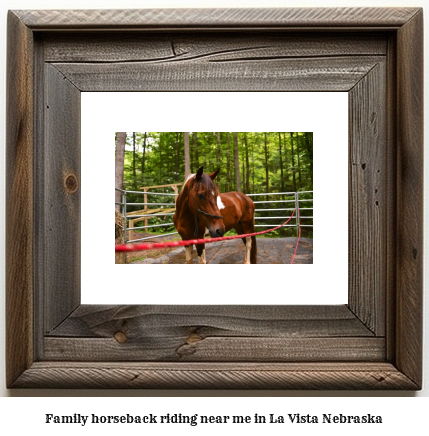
115;132;313;265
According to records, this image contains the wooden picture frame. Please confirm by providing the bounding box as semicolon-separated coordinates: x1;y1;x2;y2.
6;7;423;389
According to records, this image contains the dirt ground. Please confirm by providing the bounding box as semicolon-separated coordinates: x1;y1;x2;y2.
127;236;313;265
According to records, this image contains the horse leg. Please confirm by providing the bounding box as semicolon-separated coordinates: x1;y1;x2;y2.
196;243;206;264
250;235;257;264
233;221;252;264
241;236;251;264
184;245;193;264
240;219;257;264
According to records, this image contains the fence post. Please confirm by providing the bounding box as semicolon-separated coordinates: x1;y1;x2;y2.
128;218;134;242
294;192;300;237
144;188;148;228
122;190;127;243
173;184;179;203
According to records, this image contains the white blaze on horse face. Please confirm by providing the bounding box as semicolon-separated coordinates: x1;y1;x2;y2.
244;237;252;264
217;195;226;210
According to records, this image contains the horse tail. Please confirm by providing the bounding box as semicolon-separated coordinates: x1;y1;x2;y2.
250;235;257;264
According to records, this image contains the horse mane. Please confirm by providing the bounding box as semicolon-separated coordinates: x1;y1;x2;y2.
184;172;219;195
184;173;195;185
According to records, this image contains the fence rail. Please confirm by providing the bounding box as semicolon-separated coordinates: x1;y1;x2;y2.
116;187;313;244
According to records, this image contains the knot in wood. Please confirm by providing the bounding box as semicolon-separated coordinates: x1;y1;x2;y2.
64;173;78;193
114;331;128;343
186;333;203;344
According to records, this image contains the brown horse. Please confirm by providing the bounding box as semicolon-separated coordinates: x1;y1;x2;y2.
174;166;257;264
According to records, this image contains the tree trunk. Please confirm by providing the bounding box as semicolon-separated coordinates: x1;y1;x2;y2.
190;137;194;174
159;133;163;185
278;132;285;193
216;132;221;187
244;133;250;194
226;133;231;191
283;132;288;190
252;134;255;194
264;133;270;201
194;132;199;172
141;132;147;182
233;132;241;192
242;157;245;193
184;132;190;178
132;132;136;188
203;133;208;170
175;132;180;180
290;132;297;192
241;136;244;192
304;132;313;183
115;132;127;211
296;133;302;189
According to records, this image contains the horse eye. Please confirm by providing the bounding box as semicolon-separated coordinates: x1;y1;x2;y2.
198;193;205;201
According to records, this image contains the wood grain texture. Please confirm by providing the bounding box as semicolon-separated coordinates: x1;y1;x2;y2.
6;7;424;390
384;34;398;364
43;64;81;333
14;8;420;29
52;56;383;92
11;362;419;390
6;11;35;388
44;305;380;362
44;337;385;362
348;61;386;335
47;305;375;338
42;33;388;63
395;9;424;388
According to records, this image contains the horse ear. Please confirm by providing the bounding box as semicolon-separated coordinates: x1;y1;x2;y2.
209;168;220;181
196;166;204;181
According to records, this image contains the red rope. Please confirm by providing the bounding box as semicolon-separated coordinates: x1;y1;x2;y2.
290;223;302;264
116;209;296;252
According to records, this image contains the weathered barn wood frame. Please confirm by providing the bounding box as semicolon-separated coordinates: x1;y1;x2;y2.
6;8;423;389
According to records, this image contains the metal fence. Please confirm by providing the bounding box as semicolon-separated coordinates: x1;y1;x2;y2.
248;191;313;236
116;188;313;244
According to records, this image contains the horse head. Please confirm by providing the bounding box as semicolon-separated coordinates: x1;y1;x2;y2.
189;166;225;238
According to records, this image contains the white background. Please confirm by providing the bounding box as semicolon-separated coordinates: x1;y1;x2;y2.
82;92;348;305
0;0;428;424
